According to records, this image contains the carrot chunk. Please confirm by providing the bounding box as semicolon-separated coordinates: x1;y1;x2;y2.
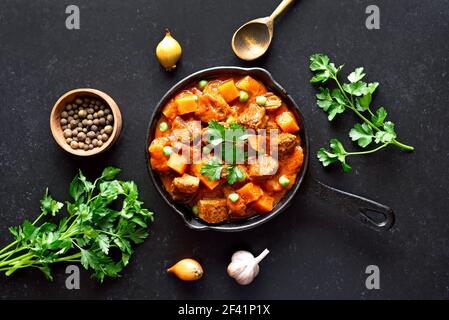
149;138;171;172
218;80;240;102
236;76;266;95
162;99;178;120
252;195;274;213
275;111;300;133
190;162;221;190
176;94;198;115
237;182;264;204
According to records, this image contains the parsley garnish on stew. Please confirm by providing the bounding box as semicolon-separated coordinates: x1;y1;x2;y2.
200;121;248;185
310;53;414;172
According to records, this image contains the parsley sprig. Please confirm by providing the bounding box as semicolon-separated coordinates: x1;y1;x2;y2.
310;53;414;172
200;120;248;185
0;167;154;282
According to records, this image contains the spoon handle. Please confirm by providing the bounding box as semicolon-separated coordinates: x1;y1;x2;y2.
269;0;295;21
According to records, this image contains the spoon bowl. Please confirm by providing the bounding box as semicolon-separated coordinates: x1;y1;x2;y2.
231;0;295;61
232;18;273;61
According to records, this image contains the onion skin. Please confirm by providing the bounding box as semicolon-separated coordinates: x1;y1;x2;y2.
156;29;182;71
167;258;203;281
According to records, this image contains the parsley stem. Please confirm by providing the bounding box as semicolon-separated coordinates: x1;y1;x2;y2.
347;143;389;156
32;211;46;226
348;105;379;131
0;211;46;256
0;241;18;256
0;252;33;268
54;252;82;263
334;76;414;152
391;140;414;151
5;255;36;275
0;246;26;261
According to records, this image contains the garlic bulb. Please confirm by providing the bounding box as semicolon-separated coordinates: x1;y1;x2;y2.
167;258;203;281
227;249;269;285
155;29;182;71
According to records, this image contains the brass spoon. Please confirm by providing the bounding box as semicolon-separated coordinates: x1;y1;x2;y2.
232;0;296;61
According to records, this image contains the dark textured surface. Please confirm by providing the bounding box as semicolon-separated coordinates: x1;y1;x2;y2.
0;0;448;299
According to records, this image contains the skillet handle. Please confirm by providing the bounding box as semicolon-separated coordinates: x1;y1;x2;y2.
311;180;395;231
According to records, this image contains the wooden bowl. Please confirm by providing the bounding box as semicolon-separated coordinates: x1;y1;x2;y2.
50;88;122;156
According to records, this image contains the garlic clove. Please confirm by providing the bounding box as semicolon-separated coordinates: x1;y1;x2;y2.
227;261;247;279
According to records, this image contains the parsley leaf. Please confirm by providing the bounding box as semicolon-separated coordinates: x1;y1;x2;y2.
207;120;225;144
316;88;346;120
348;67;366;83
101;167;122;181
227;166;245;185
349;123;374;147
309;54;343;83
200;157;223;181
356;94;372;111
201;121;250;184
371;107;387;126
317;139;351;172
40;189;63;216
97;234;110;255
342;81;368;96
375;121;397;144
310;53;330;71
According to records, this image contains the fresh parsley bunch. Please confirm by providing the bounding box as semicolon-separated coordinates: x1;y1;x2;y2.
200;120;249;185
310;53;414;172
0;167;154;282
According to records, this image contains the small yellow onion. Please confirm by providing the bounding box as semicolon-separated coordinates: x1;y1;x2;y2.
156;29;182;71
167;258;203;281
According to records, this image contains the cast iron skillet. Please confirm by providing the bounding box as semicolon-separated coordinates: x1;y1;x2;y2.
146;67;395;232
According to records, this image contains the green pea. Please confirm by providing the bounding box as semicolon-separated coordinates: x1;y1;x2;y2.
163;146;173;156
192;205;199;216
256;96;267;106
198;80;208;90
228;193;239;203
239;91;249;103
279;175;290;188
159;121;169;131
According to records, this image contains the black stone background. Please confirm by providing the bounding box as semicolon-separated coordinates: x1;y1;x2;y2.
0;0;448;299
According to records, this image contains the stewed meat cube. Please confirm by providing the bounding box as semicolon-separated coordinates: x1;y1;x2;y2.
198;199;228;224
272;132;299;158
237;103;267;129
248;155;279;180
172;174;200;194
